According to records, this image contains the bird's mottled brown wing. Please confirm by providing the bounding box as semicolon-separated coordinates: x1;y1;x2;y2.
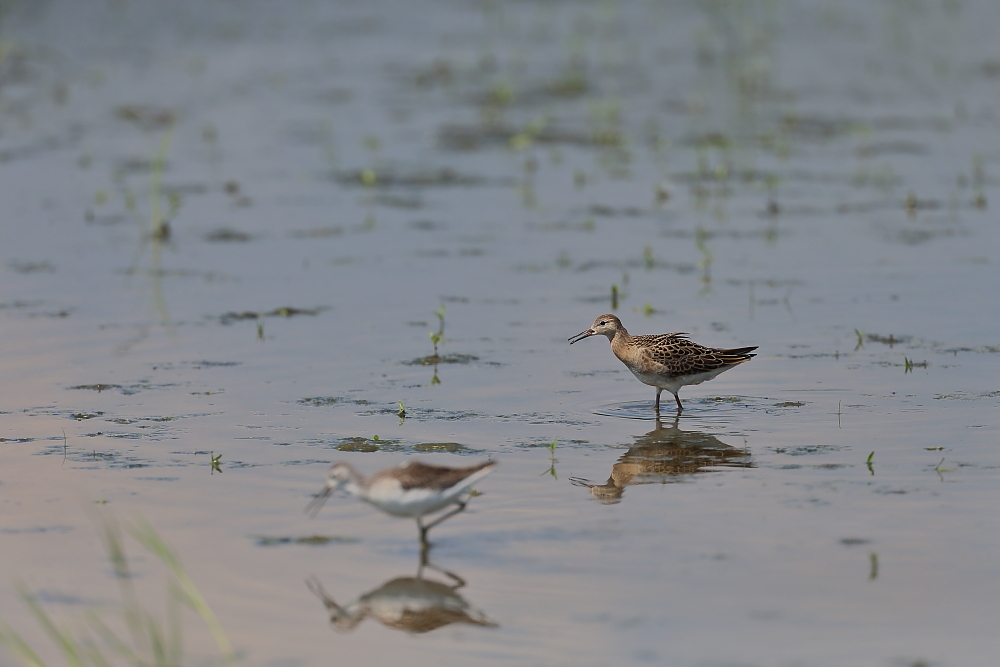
389;461;495;491
633;334;756;377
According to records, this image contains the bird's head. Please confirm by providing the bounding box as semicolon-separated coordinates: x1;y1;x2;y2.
568;314;623;343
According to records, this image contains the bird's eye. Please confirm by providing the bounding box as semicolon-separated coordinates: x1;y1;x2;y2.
599;320;606;325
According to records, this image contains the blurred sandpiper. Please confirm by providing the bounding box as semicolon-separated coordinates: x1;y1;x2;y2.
306;460;496;541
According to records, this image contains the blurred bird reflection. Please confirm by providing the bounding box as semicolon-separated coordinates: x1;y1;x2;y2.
570;417;753;503
307;550;497;634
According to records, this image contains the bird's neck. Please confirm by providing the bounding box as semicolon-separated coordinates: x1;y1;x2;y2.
608;326;630;345
337;467;367;497
608;328;633;361
343;479;365;497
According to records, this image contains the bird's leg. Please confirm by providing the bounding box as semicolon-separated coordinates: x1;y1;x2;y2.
417;516;430;545
422;558;467;590
418;538;431;576
305;575;340;612
673;392;683;413
654;389;662;413
421;499;468;534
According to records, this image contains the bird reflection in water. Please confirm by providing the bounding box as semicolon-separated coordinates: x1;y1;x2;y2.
306;549;497;634
570;416;753;503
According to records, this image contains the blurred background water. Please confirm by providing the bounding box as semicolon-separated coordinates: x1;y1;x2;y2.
1;1;999;665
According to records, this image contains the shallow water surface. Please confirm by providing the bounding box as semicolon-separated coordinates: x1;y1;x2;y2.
2;1;999;666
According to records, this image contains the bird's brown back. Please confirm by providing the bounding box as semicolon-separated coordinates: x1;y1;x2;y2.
381;460;496;491
615;333;757;377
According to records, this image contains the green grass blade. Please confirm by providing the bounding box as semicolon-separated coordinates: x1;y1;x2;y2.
76;617;117;667
16;584;84;667
84;612;142;667
0;620;50;667
128;520;233;659
95;517;151;661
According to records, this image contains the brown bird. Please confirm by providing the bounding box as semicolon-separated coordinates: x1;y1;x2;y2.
569;314;757;413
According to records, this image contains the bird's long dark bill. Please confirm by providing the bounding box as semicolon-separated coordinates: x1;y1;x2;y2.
568;329;595;344
304;486;333;517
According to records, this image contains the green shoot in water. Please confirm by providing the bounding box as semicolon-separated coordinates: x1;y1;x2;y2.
541;438;558;479
148;122;175;241
695;226;713;283
429;304;446;356
361;135;380;186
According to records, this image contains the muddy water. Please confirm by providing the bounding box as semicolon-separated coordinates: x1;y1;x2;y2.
2;1;999;665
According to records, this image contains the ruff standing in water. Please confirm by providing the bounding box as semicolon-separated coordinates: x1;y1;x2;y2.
306;460;496;542
569;314;757;413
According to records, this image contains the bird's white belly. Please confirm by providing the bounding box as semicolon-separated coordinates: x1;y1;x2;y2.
364;486;459;517
629;366;730;393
